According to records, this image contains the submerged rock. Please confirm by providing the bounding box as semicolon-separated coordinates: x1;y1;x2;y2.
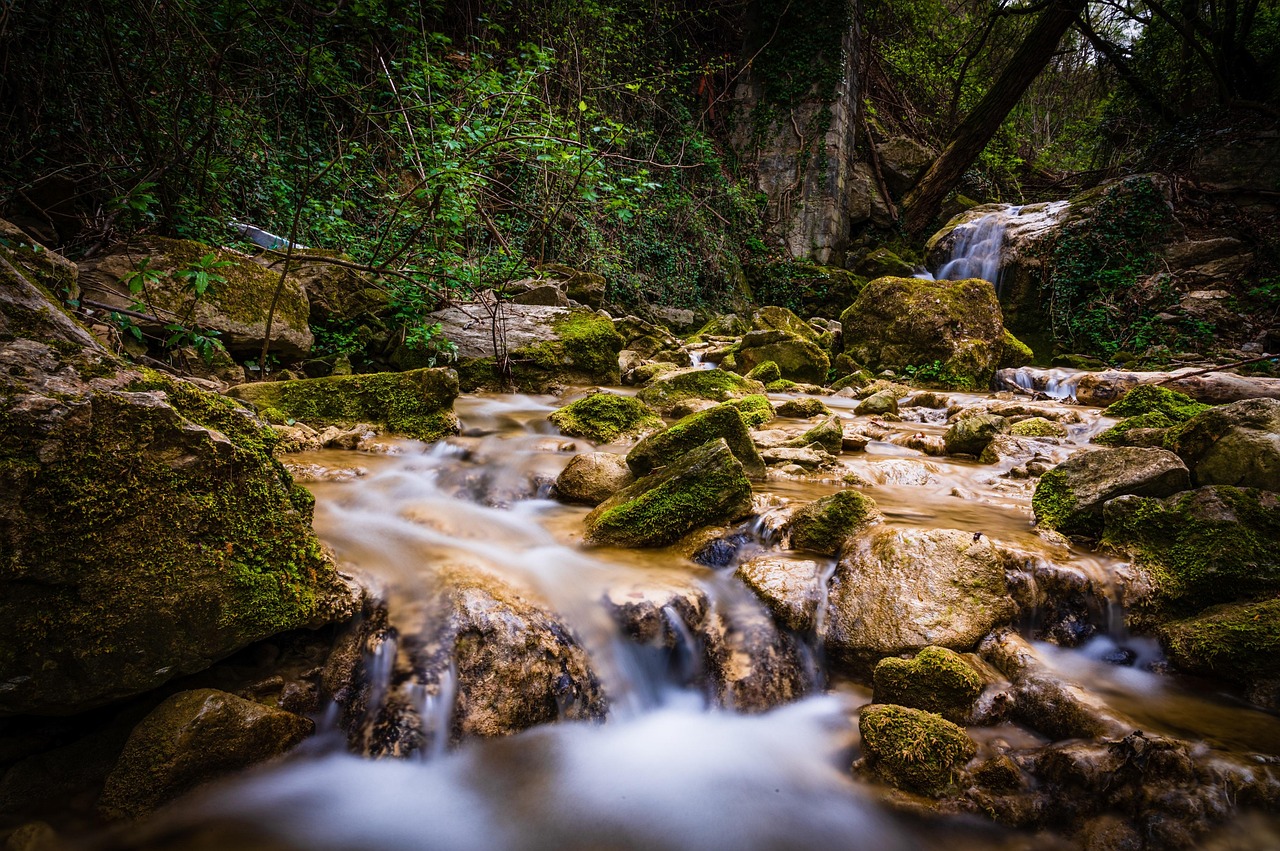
858;704;976;795
0;248;357;716
229;368;460;442
627;405;765;479
841;276;1006;389
548;391;663;443
825;528;1015;668
1031;447;1190;538
98;689;312;819
871;646;984;724
585;439;753;547
1171;397;1280;491
552;452;634;506
775;397;831;418
636;368;766;415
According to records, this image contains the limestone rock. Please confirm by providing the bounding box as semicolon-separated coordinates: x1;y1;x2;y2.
98;689;312;819
734;555;828;632
1032;447;1190;539
585;439;753;548
553;452;635;506
825;528;1015;669
229;368;460;442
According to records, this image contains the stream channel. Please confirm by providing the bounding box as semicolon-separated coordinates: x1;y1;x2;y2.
111;387;1280;850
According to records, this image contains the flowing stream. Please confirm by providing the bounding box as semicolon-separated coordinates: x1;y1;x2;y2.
114;391;1280;850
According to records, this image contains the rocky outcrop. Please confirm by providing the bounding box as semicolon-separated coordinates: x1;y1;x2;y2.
98;689;312;819
840;277;1006;389
1032;447;1190;539
825;528;1016;669
0;234;357;716
228;368;460;442
584;439;753;547
78;237;314;357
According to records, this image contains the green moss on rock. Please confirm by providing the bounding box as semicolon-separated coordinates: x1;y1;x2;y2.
766;379;798;392
1102;486;1280;613
998;329;1034;368
1159;599;1280;683
725;394;775;428
788;415;844;454
872;647;984;723
859;704;977;795
789;490;880;555
585;438;753;548
1103;384;1210;421
229;368;459;441
745;361;782;383
627;405;765;479
548;392;663;443
636;368;765;414
1009;416;1067;438
775;397;831;418
1032;447;1190;539
1094;410;1175;446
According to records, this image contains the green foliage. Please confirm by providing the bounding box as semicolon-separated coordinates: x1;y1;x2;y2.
902;360;974;391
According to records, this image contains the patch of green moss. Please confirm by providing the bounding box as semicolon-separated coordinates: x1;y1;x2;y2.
766;379;798;392
745;361;782;383
829;371;871;392
130;368;278;455
724;394;774;428
872;647;983;723
858;704;977;795
789;415;843;454
1030;469;1078;532
1160;599;1280;682
636;368;765;412
1094;410;1175;446
551;311;625;382
1103;385;1210;421
1102;487;1280;614
585;438;753;548
1009;417;1067;438
626;405;764;479
228;368;459;441
775;397;830;418
548;392;663;443
789;490;878;555
998;329;1034;368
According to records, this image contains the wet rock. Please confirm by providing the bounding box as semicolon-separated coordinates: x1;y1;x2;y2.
761;446;834;469
1009;417;1067;438
612;314;687;363
585;439;753;548
1031;447;1190;539
539;264;605;309
788;490;881;555
552;452;634;506
317;423;380;450
97;689;312;819
734;555;827;632
1171;398;1280;491
229;368;460;442
841;277;1005;389
725;329;830;385
701;595;809;712
0;261;357;716
744;360;781;383
1066;369;1280;407
636;368;766;415
601;575;709;647
722;394;774;428
944;413;1009;456
548;391;663;443
271;422;322;453
1102;486;1280;612
855;389;899;416
858;704;976;795
775;397;831;418
1160;599;1280;694
841;428;872;452
787;414;844;454
1104;384;1211;421
979;434;1052;465
860;459;943;486
825;528;1016;668
903;391;951;409
999;329;1034;368
79;237;313;358
872;646;984;724
627;405;765;479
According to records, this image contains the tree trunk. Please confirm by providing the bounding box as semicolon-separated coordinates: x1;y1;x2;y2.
900;0;1088;237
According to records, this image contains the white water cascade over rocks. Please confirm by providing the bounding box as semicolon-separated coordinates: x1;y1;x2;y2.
926;201;1071;287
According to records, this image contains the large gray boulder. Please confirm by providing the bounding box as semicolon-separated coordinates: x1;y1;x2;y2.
1032;447;1191;539
824;528;1016;669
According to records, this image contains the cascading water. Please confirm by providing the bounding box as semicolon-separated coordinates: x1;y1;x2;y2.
934;206;1020;288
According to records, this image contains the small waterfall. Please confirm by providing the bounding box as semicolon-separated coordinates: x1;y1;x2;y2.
935;205;1021;287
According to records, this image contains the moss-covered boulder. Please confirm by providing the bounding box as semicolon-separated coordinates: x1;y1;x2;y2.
1104;384;1211;421
744;361;782;383
627;405;765;479
944;413;1010;456
789;490;880;555
872;646;984;724
840;277;1005;389
788;414;844;454
825;528;1015;668
636;368;765;415
1170;398;1280;491
431;305;624;391
689;313;751;342
725;330;830;385
855;389;899;416
1009;416;1067;438
548;392;663;443
585;439;753;548
725;394;775;428
1159;599;1280;686
1103;486;1280;613
0;254;356;716
79;237;314;357
1094;410;1177;447
998;329;1035;368
228;368;459;441
775;397;831;418
859;704;976;795
1032;447;1190;539
98;689;312;819
552;452;635;506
